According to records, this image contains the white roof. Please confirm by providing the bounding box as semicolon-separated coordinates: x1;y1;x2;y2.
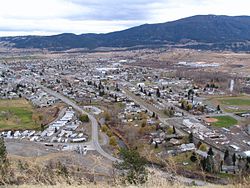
230;144;240;150
244;151;250;157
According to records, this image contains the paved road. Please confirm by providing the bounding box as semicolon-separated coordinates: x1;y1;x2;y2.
121;84;243;124
121;86;186;135
121;85;240;155
40;85;121;162
121;86;225;185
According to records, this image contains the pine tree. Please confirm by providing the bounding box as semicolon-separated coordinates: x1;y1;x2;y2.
200;157;206;170
232;153;237;166
140;87;143;93
155;142;158;149
156;88;161;98
220;161;223;171
188;132;193;143
152;112;155;118
224;149;229;162
114;149;148;185
205;155;215;173
217;105;221;111
188;89;194;100
247;156;250;164
173;126;176;134
207;147;214;156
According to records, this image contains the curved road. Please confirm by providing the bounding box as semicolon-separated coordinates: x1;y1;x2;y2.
40;85;121;162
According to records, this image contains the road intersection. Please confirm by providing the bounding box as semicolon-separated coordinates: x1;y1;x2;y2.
40;85;121;162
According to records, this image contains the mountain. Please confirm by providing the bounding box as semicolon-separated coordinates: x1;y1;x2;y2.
1;15;250;51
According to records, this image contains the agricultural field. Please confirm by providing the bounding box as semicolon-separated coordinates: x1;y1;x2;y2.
211;116;238;128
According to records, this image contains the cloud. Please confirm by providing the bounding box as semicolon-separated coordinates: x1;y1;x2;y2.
0;0;249;36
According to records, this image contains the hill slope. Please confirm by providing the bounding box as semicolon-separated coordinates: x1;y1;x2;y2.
1;15;250;51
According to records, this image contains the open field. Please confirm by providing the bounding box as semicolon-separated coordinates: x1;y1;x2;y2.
207;95;250;113
128;49;250;77
211;116;238;128
0;99;65;131
0;99;40;131
219;98;250;106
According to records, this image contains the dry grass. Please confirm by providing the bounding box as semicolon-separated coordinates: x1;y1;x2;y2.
4;152;250;188
5;173;250;188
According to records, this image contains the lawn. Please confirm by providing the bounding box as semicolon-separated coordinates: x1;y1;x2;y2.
211;116;238;128
0;99;40;131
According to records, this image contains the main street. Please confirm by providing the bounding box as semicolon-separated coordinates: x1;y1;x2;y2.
121;81;243;127
40;85;121;162
119;84;228;155
120;86;186;135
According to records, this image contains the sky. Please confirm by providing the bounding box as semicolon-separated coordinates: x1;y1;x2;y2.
0;0;249;36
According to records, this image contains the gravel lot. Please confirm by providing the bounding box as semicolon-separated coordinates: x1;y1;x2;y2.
5;138;113;179
5;139;59;157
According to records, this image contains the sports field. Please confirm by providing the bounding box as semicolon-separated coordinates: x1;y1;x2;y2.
211;116;238;128
219;98;250;106
208;95;250;113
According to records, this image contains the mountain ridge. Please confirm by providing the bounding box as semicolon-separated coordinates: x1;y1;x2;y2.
1;15;250;51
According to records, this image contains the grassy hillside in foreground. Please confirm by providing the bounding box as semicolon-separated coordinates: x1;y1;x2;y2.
5;180;250;188
1;152;249;187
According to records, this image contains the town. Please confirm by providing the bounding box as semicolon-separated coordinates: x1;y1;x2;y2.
0;49;249;186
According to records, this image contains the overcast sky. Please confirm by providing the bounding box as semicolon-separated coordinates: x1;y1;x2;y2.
0;0;249;36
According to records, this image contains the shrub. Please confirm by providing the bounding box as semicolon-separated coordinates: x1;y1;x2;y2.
167;127;174;134
79;114;89;122
199;143;207;151
101;125;108;132
103;111;111;121
109;136;117;146
106;129;113;137
141;120;147;127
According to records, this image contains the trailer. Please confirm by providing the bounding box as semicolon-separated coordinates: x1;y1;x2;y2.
71;137;87;143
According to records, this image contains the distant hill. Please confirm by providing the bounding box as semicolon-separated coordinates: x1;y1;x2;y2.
1;15;250;51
